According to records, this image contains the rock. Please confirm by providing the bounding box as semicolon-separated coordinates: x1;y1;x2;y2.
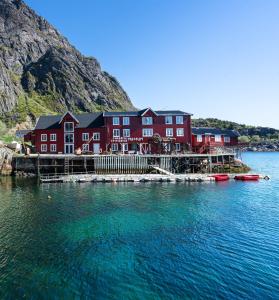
0;0;135;126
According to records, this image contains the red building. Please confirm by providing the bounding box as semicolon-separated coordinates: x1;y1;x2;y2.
28;108;192;154
192;127;240;153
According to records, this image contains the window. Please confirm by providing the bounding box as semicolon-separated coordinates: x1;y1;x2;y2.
165;116;172;124
175;143;181;151
50;134;56;141
50;144;56;152
82;144;89;152
163;143;171;152
41;134;47;142
64;122;74;132
142;117;153;125
166;128;173;137
197;134;202;142
176;116;183;124
93;132;100;140
142;128;153;137
65;133;74;143
41;144;47;152
224;136;230;143
176;128;184;136
82;133;89;141
123;117;130;125
123;129;130;137
113;117;120;125
111;143;118;151
122;143;128;152
215;134;221;142
113;129;120;138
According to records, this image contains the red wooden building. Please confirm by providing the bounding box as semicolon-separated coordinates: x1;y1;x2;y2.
192;127;240;153
28;108;192;154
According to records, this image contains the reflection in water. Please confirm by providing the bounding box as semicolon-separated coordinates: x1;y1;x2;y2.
0;153;278;298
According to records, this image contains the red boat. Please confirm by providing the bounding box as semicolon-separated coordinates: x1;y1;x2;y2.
234;175;260;181
211;174;230;182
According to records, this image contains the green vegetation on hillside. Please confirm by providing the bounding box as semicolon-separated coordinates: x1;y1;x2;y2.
192;118;279;142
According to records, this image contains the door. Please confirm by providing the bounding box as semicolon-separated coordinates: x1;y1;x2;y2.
93;143;100;154
65;144;74;154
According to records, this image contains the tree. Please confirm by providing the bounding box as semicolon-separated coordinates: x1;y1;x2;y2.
239;136;250;143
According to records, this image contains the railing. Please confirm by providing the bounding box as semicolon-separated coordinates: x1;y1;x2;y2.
40;171;96;181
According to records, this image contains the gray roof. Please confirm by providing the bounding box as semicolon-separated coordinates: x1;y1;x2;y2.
192;127;240;137
103;108;192;117
35;112;103;130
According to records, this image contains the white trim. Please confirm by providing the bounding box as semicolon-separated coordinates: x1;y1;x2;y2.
140;108;158;116
224;136;231;143
215;134;222;142
142;116;153;125
59;111;79;124
142;128;153;137
64;122;74;132
82;144;89;152
123;117;130;125
112;117;120;125
50;133;57;141
176;128;184;136
166;128;173;137
41;144;47;152
64;132;74;144
93;132;100;140
64;144;74;154
197;134;202;142
123;128;130;137
50;144;57;152
41;134;47;142
176;116;184;124
111;143;118;151
175;143;181;151
113;129;120;138
82;132;89;141
165;116;173;124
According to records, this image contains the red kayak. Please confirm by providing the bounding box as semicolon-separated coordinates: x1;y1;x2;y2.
234;175;259;181
211;174;230;182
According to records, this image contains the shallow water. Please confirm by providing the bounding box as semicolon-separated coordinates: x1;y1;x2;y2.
0;152;278;299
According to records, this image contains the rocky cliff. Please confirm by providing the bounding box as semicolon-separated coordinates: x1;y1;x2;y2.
0;0;135;128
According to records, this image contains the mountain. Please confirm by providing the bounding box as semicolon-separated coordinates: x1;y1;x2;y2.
0;0;135;128
192;118;279;141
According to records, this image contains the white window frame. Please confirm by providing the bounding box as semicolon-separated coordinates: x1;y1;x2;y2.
111;143;118;151
197;134;203;142
175;143;181;151
163;143;171;152
176;128;184;136
123;117;130;125
224;136;231;143
113;129;120;138
64;122;74;132
142;128;153;137
41;144;47;152
123;129;130;137
142;117;153;125
166;128;173;137
122;143;128;152
50;144;56;152
41;134;47;142
176;116;183;124
82;144;89;152
93;132;100;140
82;133;89;141
113;117;120;125
50;133;56;142
215;134;222;142
65;133;74;144
165;116;173;124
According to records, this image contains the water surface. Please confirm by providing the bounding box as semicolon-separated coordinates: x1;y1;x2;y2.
0;152;278;299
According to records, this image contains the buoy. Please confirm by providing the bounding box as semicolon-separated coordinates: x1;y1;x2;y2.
47;195;52;199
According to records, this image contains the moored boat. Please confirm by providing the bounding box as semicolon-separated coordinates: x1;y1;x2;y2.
211;174;230;182
234;175;259;181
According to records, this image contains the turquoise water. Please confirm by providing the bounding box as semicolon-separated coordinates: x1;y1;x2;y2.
0;152;279;299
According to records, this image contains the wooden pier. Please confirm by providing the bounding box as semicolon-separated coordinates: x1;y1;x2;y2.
12;152;244;178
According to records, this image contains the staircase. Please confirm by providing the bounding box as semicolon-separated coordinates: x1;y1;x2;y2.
64;157;70;174
150;165;174;176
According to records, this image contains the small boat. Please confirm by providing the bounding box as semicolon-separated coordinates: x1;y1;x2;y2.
234;175;259;181
211;174;230;182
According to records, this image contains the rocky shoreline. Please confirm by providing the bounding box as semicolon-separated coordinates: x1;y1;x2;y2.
241;141;279;152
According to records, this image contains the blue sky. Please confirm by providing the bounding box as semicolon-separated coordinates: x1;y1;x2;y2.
25;0;279;128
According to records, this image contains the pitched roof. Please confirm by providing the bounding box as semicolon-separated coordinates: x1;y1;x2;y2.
103;108;192;117
35;112;103;130
192;127;240;137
